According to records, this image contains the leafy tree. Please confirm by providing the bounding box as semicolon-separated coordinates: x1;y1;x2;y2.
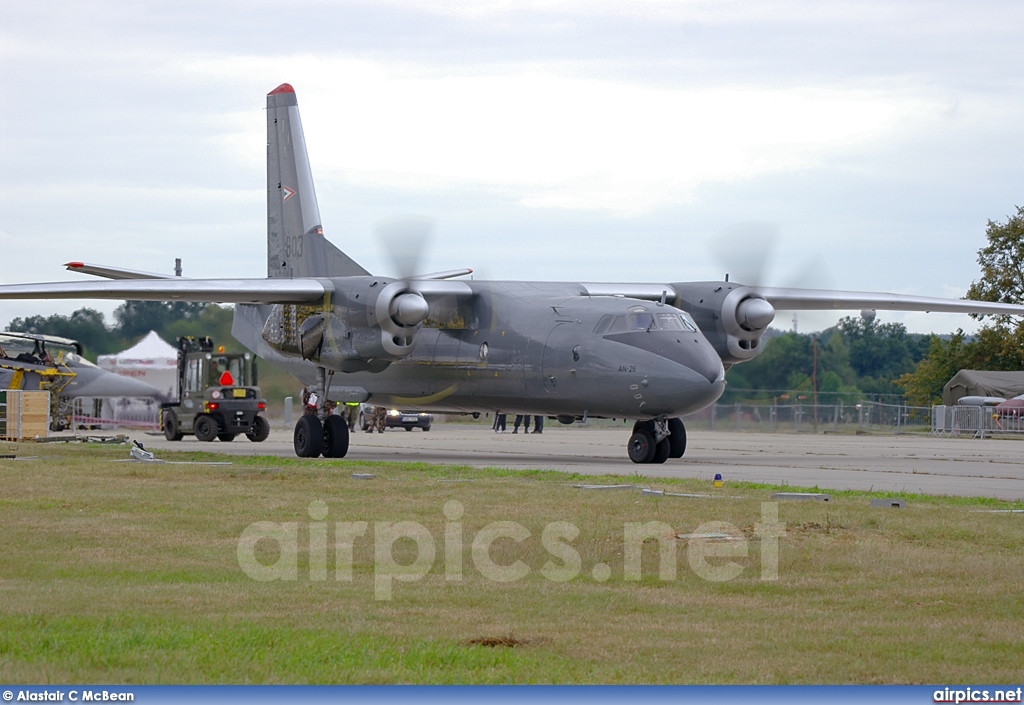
163;305;238;350
6;307;119;359
898;207;1024;404
113;301;208;343
965;205;1024;308
897;332;973;407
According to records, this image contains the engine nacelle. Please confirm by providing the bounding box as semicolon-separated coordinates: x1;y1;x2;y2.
671;281;775;367
260;276;430;371
371;281;430;357
260;304;328;360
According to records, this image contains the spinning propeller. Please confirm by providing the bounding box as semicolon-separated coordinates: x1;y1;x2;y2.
373;217;472;356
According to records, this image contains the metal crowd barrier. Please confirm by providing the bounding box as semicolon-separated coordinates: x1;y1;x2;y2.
931;405;1024;438
683;401;933;435
70;397;161;431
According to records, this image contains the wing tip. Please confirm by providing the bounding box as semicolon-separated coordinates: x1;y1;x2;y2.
268;83;295;96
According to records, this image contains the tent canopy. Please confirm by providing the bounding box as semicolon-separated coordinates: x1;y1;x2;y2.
97;331;179;401
942;370;1024;406
98;331;177;367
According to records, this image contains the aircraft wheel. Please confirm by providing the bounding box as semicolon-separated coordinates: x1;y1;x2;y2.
667;417;686;458
294;415;324;458
323;415;350;458
163;412;184;441
194;415;218;442
247;416;270;442
627;429;656;463
217;433;237;442
651;438;671;464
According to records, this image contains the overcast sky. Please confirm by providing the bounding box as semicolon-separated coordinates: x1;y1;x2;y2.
2;0;1022;334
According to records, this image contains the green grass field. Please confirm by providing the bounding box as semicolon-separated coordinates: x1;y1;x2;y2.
1;443;1022;684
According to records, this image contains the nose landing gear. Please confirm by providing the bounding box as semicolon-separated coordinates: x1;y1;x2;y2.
628;417;685;464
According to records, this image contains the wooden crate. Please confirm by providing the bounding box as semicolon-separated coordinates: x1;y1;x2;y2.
2;390;49;441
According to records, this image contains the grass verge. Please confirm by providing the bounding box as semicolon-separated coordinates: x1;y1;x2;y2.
1;445;1022;683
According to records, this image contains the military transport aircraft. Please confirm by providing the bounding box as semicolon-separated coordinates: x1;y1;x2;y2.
2;84;1023;462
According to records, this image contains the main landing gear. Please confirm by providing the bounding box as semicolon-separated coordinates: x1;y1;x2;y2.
628;417;686;464
294;366;350;459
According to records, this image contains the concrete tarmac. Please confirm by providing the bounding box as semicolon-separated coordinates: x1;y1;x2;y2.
138;423;1024;501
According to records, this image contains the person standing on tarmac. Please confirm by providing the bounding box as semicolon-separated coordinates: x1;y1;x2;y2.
512;414;531;434
343;401;359;431
371;405;388;433
532;415;544;434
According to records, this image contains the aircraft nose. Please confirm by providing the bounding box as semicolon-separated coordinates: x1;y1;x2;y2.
657;334;725;385
648;349;726;416
64;367;164;398
605;330;725;385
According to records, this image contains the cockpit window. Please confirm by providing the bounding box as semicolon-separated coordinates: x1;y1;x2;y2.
655;312;685;330
679;313;699;332
656;312;699;332
622;311;700;333
607;315;627;333
599;310;698;335
629;312;656;331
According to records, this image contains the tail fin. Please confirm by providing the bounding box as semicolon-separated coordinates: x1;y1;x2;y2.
266;84;369;279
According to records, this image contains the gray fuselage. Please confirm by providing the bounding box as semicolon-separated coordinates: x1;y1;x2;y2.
234;280;726;420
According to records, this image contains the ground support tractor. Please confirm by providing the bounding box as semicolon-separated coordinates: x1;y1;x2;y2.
161;337;270;443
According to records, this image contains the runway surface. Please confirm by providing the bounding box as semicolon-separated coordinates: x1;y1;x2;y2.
137;423;1024;501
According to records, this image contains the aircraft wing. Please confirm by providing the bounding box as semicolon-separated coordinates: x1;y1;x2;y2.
0;278;330;304
581;282;1024;317
64;261;175;280
750;287;1024;317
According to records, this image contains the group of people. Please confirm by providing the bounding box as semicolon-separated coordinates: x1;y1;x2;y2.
492;413;543;434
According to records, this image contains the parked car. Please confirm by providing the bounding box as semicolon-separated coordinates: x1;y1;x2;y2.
358;405;432;431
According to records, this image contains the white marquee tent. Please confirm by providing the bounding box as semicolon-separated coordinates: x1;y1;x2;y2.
97;331;179;402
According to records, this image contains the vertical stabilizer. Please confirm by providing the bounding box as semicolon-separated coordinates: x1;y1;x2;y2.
266;84;369;279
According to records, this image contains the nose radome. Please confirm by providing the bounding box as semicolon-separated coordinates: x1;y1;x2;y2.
695;339;726;384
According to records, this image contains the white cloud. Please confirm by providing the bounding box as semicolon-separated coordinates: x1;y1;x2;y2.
190;55;927;214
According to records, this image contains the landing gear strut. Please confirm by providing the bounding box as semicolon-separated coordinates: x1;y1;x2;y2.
628;417;685;464
293;366;349;459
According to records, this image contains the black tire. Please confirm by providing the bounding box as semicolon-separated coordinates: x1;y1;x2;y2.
632;419;653;434
627;429;656;463
194;414;218;442
405;426;413;432
163;412;184;441
667;417;686;458
294;415;324;458
359;413;369;432
423;425;431;432
217;433;237;442
651;438;671;464
323;415;350;458
247;415;270;442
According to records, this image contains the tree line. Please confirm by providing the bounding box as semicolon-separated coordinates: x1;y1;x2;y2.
722;317;933;405
728;206;1024;407
5;302;235;360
